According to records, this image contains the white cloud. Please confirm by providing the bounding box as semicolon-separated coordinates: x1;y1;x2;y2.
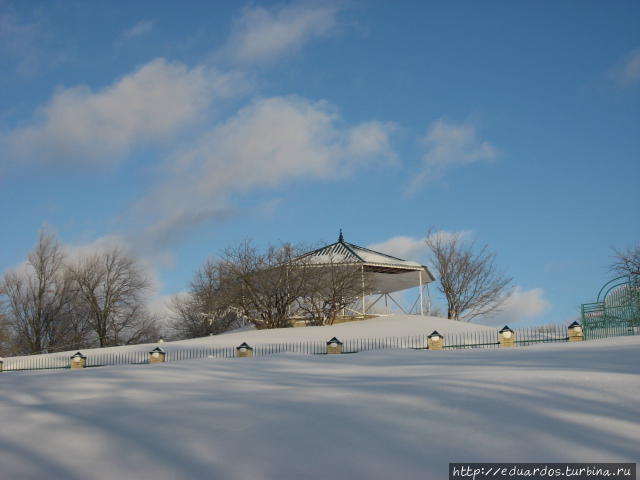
5;231;181;326
128;96;396;248
369;233;549;326
147;293;180;323
121;19;155;41
425;229;473;246
224;3;340;64
613;47;640;87
62;234;131;263
2;232;163;293
62;235;163;292
368;236;429;261
5;58;242;164
368;230;473;261
477;287;551;326
407;119;497;193
3;3;347;168
346;122;397;162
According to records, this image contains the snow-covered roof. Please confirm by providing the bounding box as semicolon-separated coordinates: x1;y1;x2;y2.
295;231;435;287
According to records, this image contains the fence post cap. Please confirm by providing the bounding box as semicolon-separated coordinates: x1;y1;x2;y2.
428;330;442;339
568;321;581;329
149;347;165;356
326;337;343;346
499;325;514;334
70;351;86;359
236;342;253;351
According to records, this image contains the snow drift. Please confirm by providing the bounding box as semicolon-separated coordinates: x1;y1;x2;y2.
1;335;638;479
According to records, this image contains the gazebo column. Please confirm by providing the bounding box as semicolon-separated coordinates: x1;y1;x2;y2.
419;270;424;316
361;265;366;316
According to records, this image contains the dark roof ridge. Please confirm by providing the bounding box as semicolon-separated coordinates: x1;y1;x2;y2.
339;240;365;262
343;241;408;263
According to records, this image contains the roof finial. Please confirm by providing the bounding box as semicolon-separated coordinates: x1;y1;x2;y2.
338;228;344;243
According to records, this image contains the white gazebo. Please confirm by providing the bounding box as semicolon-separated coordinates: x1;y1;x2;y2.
295;231;435;316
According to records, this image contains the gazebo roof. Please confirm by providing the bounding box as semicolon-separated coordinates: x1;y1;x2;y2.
295;231;435;293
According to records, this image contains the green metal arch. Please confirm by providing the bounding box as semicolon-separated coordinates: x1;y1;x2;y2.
596;275;633;302
581;274;640;338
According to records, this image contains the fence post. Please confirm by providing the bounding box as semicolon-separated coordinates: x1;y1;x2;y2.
427;331;444;350
149;347;166;364
236;342;254;358
326;337;343;354
70;352;87;369
0;357;3;372
568;321;584;342
499;326;515;347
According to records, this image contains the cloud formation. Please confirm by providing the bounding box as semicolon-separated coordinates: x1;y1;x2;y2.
62;234;131;262
3;232;162;293
2;2;393;261
5;59;241;164
129;96;396;248
478;287;551;326
369;232;550;325
65;234;179;323
368;231;472;261
407;119;497;193
224;3;340;64
368;236;428;261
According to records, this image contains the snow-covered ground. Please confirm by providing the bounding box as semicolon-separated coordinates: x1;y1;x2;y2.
1;335;638;480
10;314;498;361
173;314;496;346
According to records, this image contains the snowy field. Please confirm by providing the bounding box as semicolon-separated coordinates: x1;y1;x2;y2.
9;314;498;361
1;335;638;480
172;314;496;347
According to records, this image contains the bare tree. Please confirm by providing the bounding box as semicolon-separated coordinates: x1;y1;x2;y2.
0;310;14;356
0;231;79;354
425;230;512;321
68;247;157;347
216;241;309;329
170;259;242;339
173;243;369;333
295;257;364;326
611;245;640;277
609;245;640;320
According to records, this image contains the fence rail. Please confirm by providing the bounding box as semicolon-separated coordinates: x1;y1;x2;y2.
2;322;638;373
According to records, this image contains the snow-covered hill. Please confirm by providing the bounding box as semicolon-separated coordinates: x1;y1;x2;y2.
1;336;638;479
3;314;498;362
12;314;498;360
172;313;496;347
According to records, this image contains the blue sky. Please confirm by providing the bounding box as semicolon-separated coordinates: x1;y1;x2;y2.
1;0;638;326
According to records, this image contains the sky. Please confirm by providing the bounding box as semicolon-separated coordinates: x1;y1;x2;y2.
0;0;638;327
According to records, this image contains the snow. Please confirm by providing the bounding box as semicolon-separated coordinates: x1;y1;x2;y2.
8;314;498;360
305;253;351;264
304;242;423;267
176;314;495;346
1;336;638;479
